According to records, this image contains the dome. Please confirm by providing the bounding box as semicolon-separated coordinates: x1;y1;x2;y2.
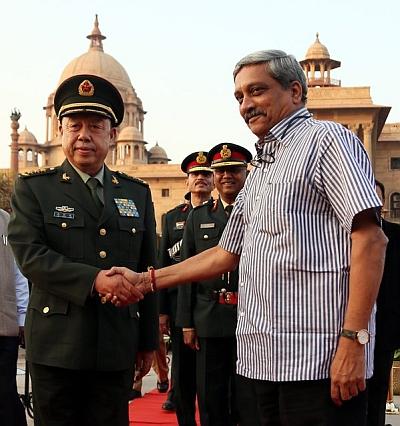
305;33;330;60
58;15;133;93
18;127;38;145
148;142;170;163
117;126;143;142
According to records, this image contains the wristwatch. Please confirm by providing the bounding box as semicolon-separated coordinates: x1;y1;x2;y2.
340;328;370;345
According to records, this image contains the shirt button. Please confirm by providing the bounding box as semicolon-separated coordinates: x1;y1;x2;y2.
61;222;67;228
239;310;245;316
99;250;107;259
131;228;136;234
240;282;244;287
99;228;107;236
43;306;50;314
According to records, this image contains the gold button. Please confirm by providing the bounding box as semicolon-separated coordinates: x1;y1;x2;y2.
43;306;50;314
61;222;67;228
203;234;209;239
99;250;107;259
99;228;107;236
131;228;136;234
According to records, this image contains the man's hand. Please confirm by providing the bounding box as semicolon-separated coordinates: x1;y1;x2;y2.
134;350;154;381
95;269;144;307
183;329;199;351
107;266;153;295
19;326;25;349
159;314;170;335
330;337;366;406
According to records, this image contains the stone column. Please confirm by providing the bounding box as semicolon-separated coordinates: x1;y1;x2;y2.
10;109;21;179
361;122;374;164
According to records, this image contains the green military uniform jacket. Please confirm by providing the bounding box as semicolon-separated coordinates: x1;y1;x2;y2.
176;198;238;338
8;160;158;371
158;202;192;317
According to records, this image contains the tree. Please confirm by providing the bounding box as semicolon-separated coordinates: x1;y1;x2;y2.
0;172;13;213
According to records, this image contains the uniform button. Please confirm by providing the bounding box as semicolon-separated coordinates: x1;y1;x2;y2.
99;250;107;259
43;306;50;314
61;222;67;228
240;282;244;287
131;228;136;234
203;234;209;240
99;228;107;236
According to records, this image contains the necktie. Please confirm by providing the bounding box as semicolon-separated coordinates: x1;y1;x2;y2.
87;177;103;215
225;205;233;217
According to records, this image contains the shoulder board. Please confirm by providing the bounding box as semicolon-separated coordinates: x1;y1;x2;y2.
115;171;149;187
19;167;58;179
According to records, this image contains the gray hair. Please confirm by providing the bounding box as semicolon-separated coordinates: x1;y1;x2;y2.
233;50;308;103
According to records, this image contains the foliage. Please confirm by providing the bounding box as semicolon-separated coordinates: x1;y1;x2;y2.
0;172;13;213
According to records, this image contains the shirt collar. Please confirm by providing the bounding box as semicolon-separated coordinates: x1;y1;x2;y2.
255;107;311;151
71;163;105;186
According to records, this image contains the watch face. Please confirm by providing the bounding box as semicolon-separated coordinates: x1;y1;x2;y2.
357;329;370;345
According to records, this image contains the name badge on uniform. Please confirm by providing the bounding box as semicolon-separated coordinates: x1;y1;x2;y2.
175;221;185;230
53;205;75;219
114;198;140;217
200;223;215;229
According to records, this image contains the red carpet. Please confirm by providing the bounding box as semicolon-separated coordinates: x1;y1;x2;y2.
129;389;200;425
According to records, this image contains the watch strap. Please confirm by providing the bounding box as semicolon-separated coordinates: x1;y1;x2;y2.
340;329;358;340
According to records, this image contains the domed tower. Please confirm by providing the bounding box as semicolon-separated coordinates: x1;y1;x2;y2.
148;142;171;164
43;15;147;165
116;126;147;165
17;127;40;168
299;33;341;87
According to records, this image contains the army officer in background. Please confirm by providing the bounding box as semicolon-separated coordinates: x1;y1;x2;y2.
176;143;251;426
8;74;158;426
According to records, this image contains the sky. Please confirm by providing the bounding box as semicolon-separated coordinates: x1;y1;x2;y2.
1;0;399;168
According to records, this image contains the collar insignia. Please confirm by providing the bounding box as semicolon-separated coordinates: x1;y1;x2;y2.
220;145;231;159
62;172;71;182
196;151;207;164
78;79;94;97
111;175;119;185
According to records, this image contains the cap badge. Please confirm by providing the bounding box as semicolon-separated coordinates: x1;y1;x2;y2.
78;79;94;97
220;145;231;160
196;151;207;164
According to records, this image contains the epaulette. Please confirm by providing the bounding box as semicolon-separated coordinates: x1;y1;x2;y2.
19;167;58;178
115;171;149;187
166;202;189;215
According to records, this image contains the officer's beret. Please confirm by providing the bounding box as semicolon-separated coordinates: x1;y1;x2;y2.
54;74;124;126
181;151;213;174
207;143;252;168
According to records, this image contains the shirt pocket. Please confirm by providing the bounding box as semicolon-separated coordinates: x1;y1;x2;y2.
44;215;85;259
118;217;145;262
195;227;221;252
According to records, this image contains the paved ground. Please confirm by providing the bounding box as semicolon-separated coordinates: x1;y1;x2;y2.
16;348;400;425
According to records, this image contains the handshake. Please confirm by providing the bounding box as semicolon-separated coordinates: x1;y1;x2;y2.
94;266;155;307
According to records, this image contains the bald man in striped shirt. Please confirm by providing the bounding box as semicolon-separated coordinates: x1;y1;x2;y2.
109;50;387;426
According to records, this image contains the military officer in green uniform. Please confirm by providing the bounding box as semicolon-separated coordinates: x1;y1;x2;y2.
8;74;158;426
159;151;214;424
176;143;251;426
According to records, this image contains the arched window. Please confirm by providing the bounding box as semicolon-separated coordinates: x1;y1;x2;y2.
18;149;24;160
390;192;400;219
125;145;131;156
134;145;140;159
27;149;33;162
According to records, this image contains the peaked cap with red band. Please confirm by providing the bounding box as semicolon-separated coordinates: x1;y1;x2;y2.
207;143;252;168
54;74;124;126
180;151;213;174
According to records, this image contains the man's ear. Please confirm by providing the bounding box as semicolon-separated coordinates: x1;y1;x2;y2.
110;127;117;142
290;81;303;104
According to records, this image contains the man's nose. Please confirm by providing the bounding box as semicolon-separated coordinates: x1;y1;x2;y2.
78;124;91;140
240;95;254;115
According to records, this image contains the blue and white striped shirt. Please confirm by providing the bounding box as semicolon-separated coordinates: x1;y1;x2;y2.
219;107;381;381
